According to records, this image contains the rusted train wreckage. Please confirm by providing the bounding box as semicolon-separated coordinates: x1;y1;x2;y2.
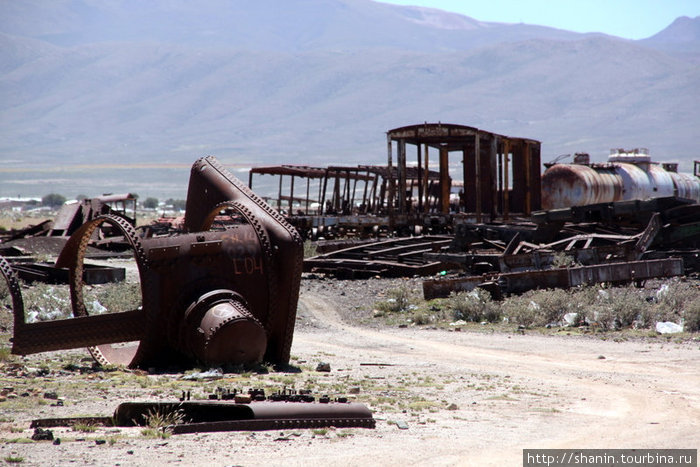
2;157;378;432
292;124;700;297
248;123;697;289
7;156;304;370
542;148;700;209
250;123;543;238
2;124;700;364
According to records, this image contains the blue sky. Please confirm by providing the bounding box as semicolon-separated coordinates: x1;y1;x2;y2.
379;0;699;39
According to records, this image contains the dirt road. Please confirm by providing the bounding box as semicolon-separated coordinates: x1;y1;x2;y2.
1;288;698;466
291;293;700;465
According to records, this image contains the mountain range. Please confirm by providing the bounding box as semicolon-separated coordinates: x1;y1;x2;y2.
1;0;699;196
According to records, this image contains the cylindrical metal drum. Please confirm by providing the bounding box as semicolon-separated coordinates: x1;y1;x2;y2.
646;165;676;199
668;171;700;202
541;164;621;210
542;150;700;209
614;162;656;201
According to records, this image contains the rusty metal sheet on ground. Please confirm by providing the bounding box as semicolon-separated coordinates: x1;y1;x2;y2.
423;258;684;299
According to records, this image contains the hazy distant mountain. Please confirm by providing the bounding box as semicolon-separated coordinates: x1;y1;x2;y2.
643;15;700;52
0;0;583;51
1;0;699;181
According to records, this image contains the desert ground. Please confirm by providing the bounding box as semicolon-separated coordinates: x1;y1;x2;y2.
0;272;699;466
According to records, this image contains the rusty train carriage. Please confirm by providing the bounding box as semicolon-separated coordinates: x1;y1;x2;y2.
247;123;542;238
386;123;542;223
249;164;444;237
249;165;327;215
249;164;444;216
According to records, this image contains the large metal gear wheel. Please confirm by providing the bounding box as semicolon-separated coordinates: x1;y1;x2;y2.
55;214;150;367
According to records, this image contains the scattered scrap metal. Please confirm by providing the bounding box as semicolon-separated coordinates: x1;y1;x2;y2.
2;193;137;241
421;196;698;299
249;164;446;238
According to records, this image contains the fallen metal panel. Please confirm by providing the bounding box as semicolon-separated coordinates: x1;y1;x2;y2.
423;258;684;299
305;258;445;278
567;258;683;287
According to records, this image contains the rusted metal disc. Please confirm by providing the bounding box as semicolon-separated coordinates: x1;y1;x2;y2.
182;289;267;366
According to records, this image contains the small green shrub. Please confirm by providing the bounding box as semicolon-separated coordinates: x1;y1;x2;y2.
651;280;697;324
0;346;13;362
683;297;700;333
407;310;436;325
23;283;72;322
375;286;413;314
447;289;500;323
85;282;141;314
502;295;539;327
303;241;318;258
526;288;573;326
609;285;647;328
72;423;97;433
0;279;11;310
141;428;170;439
551;252;576;268
143;406;186;430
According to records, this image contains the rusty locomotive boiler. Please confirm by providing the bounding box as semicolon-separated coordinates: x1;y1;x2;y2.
11;156;304;369
542;149;700;210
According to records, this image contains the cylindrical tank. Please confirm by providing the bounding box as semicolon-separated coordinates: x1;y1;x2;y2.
542;149;700;210
668;171;700;201
541;163;621;209
646;164;676;198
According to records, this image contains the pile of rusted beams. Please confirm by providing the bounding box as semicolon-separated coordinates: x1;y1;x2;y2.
422;197;698;299
304;235;453;278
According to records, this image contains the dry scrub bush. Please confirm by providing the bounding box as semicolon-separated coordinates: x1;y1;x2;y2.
603;285;648;329
551;252;576;268
375;286;414;314
683;297;700;332
303;241;318;258
650;279;698;324
22;283;72;322
500;280;698;332
0;279;10;311
501;294;539;328
85;282;142;314
502;288;583;327
447;289;500;323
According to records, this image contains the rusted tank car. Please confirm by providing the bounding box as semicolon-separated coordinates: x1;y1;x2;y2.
542;149;700;210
